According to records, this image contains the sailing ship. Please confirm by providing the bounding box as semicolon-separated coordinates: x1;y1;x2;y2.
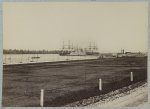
59;41;99;56
85;42;99;55
59;41;73;56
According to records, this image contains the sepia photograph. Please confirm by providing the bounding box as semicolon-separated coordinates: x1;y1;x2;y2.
2;1;148;107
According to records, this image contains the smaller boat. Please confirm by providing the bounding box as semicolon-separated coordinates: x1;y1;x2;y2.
31;54;40;59
31;56;40;59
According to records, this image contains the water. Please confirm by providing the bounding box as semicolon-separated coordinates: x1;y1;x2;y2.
3;54;98;65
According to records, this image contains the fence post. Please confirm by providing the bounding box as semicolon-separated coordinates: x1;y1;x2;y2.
130;72;133;82
40;89;44;107
99;79;102;91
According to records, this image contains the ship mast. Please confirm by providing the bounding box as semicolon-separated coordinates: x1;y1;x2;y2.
89;42;91;51
71;43;74;51
68;40;71;50
93;42;96;51
62;41;65;50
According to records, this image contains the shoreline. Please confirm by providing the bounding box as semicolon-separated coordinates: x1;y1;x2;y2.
3;58;99;66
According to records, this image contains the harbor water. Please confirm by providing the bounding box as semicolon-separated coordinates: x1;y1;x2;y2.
3;54;99;65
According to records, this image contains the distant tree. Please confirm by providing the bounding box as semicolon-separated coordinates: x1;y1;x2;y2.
3;49;61;54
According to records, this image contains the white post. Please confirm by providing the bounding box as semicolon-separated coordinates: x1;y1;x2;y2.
99;79;102;91
130;72;133;81
40;89;44;107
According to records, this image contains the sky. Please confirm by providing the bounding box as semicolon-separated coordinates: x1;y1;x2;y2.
3;2;148;53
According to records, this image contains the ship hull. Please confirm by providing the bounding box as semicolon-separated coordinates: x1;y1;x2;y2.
59;52;99;56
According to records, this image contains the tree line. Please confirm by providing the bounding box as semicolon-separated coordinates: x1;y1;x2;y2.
3;49;61;54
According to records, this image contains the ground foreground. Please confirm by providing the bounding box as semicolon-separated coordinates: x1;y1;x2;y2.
2;57;147;107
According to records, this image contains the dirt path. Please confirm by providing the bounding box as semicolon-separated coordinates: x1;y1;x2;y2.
90;83;148;107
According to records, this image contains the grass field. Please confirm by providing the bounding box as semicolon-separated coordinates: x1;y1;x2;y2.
2;57;147;107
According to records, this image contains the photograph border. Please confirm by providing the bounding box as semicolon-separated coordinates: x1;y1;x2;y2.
0;0;149;109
